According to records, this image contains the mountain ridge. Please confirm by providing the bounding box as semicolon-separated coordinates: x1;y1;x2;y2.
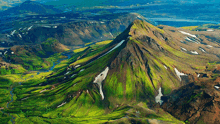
3;13;143;47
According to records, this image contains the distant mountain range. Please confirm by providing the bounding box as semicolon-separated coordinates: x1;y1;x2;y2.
0;0;62;16
1;0;219;12
1;13;144;45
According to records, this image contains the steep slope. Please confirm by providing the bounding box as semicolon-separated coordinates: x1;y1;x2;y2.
1;19;220;123
5;13;144;47
161;64;220;124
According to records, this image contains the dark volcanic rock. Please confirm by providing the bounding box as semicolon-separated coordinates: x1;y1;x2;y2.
161;82;220;124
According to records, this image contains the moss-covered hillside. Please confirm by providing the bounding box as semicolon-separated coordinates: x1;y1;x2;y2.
1;19;220;124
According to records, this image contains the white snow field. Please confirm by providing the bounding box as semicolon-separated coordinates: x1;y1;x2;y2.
93;67;109;100
155;87;163;105
174;68;187;81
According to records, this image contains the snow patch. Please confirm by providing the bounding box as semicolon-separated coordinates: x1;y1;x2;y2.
11;30;16;35
185;37;192;41
71;74;76;77
191;51;199;55
65;71;70;75
181;47;187;51
207;45;213;48
80;69;85;72
27;26;33;31
207;29;214;32
43;26;51;28
98;40;125;59
93;67;109;100
215;86;220;89
57;102;66;108
75;65;81;69
18;34;22;38
4;51;7;55
174;68;187;81
87;40;125;65
155;87;163;105
21;97;29;101
179;31;197;38
199;48;206;53
163;65;167;69
109;32;113;37
137;15;141;18
40;89;47;93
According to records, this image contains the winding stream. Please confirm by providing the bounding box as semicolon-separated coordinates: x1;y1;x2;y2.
5;52;72;123
6;88;16;124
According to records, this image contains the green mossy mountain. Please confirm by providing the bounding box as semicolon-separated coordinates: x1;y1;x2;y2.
1;19;220;123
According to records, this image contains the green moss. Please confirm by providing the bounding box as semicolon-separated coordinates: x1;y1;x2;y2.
181;26;198;31
187;92;203;103
0;77;13;107
126;67;133;99
73;47;88;53
95;40;113;45
41;38;58;46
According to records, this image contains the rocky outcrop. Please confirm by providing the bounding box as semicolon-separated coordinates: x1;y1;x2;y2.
161;81;220;124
